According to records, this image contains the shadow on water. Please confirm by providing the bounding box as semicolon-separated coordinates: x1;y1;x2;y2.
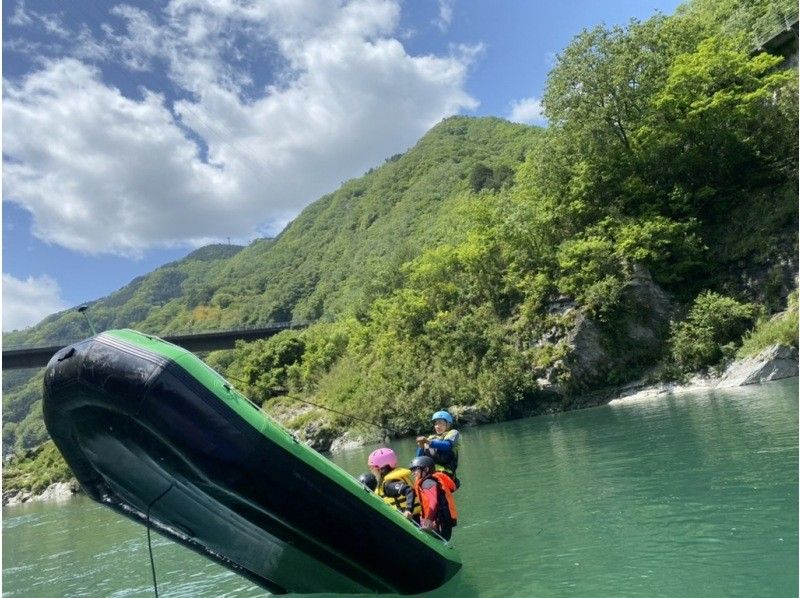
3;378;798;597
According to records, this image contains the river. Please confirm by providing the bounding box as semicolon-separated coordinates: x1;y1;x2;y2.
3;379;797;597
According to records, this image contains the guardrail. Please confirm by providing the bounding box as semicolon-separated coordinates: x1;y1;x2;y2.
752;6;798;50
751;7;798;59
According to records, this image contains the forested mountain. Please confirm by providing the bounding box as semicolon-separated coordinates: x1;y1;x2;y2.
3;117;542;452
3;0;797;464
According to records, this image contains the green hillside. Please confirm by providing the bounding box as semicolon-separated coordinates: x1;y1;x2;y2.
3;0;797;470
3;117;542;454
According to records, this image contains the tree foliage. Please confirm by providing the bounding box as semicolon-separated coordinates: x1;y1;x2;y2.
669;291;758;369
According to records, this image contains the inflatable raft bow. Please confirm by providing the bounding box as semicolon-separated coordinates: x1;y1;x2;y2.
43;329;461;594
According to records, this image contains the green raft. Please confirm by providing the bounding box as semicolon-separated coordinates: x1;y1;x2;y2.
42;329;461;594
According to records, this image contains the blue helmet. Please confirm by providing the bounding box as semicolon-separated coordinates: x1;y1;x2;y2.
431;410;453;424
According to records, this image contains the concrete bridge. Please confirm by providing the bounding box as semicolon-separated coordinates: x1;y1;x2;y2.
2;321;309;370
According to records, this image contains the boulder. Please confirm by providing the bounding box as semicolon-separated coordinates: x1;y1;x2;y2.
716;344;799;388
301;422;338;453
448;404;492;426
32;481;78;503
329;433;368;454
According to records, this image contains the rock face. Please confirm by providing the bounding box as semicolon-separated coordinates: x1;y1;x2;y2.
622;264;673;350
562;314;609;389
449;404;493;426
716;344;799;388
301;422;339;453
543;265;673;394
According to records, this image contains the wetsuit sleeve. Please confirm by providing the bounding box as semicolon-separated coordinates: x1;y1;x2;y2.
428;438;453;450
403;484;415;512
430;430;459;450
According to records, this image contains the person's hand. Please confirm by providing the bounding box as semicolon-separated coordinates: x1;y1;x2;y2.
420;518;434;530
416;436;427;447
404;510;414;520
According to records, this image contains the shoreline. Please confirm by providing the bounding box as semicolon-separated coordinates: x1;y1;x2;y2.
5;344;797;507
609;343;799;406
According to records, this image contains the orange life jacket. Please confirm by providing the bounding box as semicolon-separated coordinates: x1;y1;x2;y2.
414;471;458;526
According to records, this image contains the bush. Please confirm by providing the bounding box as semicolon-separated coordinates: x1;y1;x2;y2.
237;331;307;396
669;291;757;370
737;291;799;358
3;441;73;494
557;235;624;317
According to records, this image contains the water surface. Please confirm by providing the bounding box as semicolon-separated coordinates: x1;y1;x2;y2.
4;379;797;597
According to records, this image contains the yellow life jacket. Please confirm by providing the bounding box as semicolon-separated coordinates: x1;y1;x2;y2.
375;467;421;515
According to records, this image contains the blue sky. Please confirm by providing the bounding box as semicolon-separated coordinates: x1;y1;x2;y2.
2;0;683;332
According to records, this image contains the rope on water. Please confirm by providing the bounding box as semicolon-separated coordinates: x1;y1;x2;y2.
145;484;174;598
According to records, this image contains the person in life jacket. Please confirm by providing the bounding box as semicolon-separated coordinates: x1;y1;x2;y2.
358;472;377;491
409;456;458;541
416;410;461;488
367;448;421;521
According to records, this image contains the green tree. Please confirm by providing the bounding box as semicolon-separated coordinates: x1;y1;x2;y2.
670;291;758;370
637;36;796;218
238;332;307;397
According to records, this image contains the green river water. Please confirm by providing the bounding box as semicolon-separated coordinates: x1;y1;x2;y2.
3;378;797;597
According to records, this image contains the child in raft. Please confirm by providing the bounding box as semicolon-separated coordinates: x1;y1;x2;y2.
415;410;461;488
367;447;421;522
409;456;458;541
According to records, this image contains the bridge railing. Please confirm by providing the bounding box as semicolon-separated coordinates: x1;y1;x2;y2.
2;321;310;351
752;5;799;51
2;321;312;369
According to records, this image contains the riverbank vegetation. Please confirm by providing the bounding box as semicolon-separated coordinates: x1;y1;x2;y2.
3;442;74;496
3;0;797;491
737;291;799;358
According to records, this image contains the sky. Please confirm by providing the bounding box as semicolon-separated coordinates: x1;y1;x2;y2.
2;0;684;332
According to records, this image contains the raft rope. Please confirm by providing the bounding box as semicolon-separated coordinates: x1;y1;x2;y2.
225;374;401;436
408;517;450;546
145;484;174;598
281;394;402;436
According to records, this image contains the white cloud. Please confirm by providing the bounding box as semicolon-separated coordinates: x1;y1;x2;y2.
9;2;33;27
434;0;455;32
3;0;479;256
2;273;68;331
508;96;547;126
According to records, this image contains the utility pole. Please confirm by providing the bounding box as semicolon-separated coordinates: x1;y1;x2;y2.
77;305;97;335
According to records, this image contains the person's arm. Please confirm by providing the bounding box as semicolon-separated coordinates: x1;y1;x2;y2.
402;483;415;513
429;430;459;452
428;438;453;451
415;435;428;456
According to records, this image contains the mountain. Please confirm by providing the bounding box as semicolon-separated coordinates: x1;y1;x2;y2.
3;116;543;453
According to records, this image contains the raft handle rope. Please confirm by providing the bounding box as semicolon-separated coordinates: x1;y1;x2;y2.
281;394;402;436
408;517;450;546
145;484;174;598
225;374;402;436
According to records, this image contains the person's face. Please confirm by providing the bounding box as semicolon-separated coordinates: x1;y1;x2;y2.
433;419;449;434
411;467;424;482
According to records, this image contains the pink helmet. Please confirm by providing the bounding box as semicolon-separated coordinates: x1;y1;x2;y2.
367;447;397;469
